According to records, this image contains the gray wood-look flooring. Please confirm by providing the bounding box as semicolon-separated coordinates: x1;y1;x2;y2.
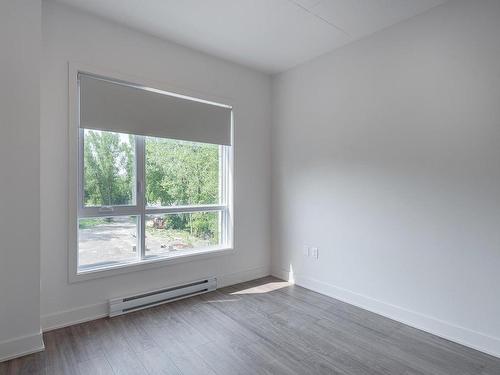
2;276;499;375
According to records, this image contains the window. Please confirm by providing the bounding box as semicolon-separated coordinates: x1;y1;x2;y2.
72;71;233;276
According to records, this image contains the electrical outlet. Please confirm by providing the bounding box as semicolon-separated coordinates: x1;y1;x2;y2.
311;247;319;259
303;245;310;256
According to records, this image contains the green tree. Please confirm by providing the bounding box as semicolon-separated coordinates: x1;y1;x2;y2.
145;138;219;238
145;138;218;206
83;130;134;206
83;131;220;242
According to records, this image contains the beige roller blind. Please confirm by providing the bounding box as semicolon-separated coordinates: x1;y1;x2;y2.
79;74;232;145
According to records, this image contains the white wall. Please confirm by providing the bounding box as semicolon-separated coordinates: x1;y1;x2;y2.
272;0;500;357
41;1;272;329
0;0;44;361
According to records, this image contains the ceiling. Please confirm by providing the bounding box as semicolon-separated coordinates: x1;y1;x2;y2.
54;0;448;74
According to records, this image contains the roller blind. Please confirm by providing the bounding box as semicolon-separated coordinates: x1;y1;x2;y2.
79;74;232;145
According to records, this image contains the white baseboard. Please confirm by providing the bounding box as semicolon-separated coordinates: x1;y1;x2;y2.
41;302;108;332
0;331;45;362
217;265;270;288
272;268;500;359
42;265;271;332
271;267;293;283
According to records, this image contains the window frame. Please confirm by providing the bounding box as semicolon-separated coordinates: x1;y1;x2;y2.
68;63;234;283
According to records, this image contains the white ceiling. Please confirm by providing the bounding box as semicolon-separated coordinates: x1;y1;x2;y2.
53;0;448;73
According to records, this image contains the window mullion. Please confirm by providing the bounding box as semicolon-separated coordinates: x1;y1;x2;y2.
136;136;146;260
144;204;225;215
78;206;140;218
77;128;84;217
222;145;229;246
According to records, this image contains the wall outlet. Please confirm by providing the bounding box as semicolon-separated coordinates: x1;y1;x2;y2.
311;247;319;259
303;245;310;256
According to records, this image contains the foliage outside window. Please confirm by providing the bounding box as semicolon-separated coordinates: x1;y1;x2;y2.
77;129;230;272
83;131;135;207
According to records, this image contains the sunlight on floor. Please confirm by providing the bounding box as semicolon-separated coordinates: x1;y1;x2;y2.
203;298;240;303
230;281;290;295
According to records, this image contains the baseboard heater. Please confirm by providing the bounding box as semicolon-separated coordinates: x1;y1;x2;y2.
109;277;217;317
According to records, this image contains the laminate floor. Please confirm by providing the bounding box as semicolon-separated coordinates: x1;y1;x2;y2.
1;277;499;374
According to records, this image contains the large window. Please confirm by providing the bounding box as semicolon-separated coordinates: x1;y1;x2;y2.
73;72;232;275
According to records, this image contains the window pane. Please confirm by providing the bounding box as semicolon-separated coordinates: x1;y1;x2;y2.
78;216;138;269
145;137;220;207
145;212;221;257
83;129;136;207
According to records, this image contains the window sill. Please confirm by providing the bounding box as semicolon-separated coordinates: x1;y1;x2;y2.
70;246;235;283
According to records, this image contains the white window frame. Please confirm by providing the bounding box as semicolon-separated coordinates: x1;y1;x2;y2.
68;63;234;282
